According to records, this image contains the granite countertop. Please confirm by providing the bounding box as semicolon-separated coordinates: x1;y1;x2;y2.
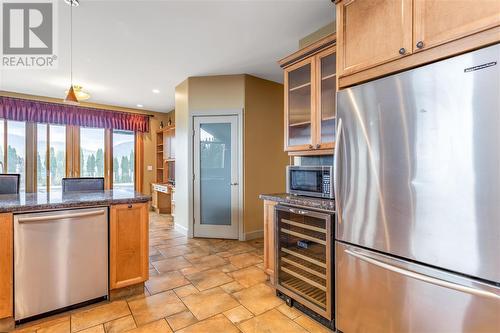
259;193;335;212
0;189;151;213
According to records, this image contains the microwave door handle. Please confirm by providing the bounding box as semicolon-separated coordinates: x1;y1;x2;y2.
345;249;500;300
334;118;342;223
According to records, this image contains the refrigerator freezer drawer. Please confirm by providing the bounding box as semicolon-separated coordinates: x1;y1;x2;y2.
335;242;500;333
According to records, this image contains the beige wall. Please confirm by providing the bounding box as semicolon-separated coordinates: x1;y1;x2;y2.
244;75;288;236
174;74;286;239
174;80;190;231
299;21;335;49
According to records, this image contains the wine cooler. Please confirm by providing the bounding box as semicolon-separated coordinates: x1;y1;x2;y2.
275;205;334;328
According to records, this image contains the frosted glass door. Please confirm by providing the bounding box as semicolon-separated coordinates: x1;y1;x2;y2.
193;115;239;239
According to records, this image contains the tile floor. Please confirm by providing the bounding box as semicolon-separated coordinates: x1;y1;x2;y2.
14;212;332;333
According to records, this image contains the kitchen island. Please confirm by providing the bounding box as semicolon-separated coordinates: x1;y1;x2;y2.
0;189;151;330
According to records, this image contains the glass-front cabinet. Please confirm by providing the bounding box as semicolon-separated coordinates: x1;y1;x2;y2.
285;58;315;151
283;43;336;153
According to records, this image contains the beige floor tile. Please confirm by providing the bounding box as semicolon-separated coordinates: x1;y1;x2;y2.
126;319;172;333
152;256;193;273
238;309;307;333
76;325;105;333
276;303;302;320
185;268;233;291
231;266;268;288
228;253;262;269
179;266;201;276
14;316;69;333
157;245;192;258
219;281;245;294
36;319;70;333
173;284;199;298
218;263;239;273
103;315;136;333
223;305;254;325
71;301;130;332
128;290;186;326
183;249;211;261
145;271;190;295
294;315;333;333
181;287;240;320
186;254;227;271
233;283;283;315
176;314;239;333
166;311;198;331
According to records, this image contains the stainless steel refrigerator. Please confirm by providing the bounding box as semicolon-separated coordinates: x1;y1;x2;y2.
335;43;500;333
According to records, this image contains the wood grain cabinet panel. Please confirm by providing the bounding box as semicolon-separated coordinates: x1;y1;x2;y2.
0;213;13;319
110;203;149;290
263;200;277;285
337;0;413;76
413;0;500;52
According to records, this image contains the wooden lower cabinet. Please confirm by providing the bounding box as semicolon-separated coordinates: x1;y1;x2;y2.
110;203;149;290
0;213;13;319
263;200;277;285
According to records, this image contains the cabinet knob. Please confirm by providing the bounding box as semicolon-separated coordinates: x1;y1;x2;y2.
128;204;133;209
315;144;321;149
399;48;406;55
416;41;424;49
308;144;314;149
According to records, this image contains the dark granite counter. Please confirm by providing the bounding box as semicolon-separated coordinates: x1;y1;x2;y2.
0;189;151;213
260;193;335;212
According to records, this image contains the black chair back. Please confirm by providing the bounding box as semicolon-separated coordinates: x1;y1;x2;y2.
62;177;105;193
0;174;20;194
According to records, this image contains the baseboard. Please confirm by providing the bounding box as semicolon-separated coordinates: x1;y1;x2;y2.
175;222;188;235
245;229;264;240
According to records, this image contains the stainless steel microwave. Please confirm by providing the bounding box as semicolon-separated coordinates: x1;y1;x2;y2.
286;165;333;199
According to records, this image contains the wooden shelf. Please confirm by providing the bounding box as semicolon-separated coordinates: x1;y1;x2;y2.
281;274;326;309
281;247;326;268
281;218;326;234
321;73;336;81
289;121;311;127
281;228;326;246
289;82;311;92
281;256;326;279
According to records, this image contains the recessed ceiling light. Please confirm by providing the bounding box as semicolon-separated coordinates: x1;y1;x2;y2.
152;89;160;94
136;104;143;108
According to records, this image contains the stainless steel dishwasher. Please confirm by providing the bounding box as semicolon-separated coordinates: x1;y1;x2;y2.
14;207;108;321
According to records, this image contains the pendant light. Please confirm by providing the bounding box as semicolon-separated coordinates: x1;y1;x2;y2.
64;0;86;104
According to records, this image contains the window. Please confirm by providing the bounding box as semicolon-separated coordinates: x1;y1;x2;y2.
2;121;26;192
80;127;105;178
112;130;135;190
36;124;66;192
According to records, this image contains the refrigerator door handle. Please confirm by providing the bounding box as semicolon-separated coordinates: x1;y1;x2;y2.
334;118;342;223
345;248;500;300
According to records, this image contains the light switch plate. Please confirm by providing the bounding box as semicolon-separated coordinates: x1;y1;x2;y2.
147;165;153;171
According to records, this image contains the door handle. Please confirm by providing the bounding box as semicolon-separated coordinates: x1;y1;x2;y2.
230;182;239;186
345;248;500;300
334;118;343;223
17;210;105;223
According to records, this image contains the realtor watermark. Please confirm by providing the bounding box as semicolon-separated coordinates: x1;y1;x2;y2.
1;0;58;68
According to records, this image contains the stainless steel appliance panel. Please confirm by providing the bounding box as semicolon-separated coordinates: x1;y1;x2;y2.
336;242;500;333
14;207;108;320
336;44;500;282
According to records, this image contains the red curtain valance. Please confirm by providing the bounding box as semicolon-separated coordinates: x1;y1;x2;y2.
0;96;150;133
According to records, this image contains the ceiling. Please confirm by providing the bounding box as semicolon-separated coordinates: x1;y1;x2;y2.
0;0;334;112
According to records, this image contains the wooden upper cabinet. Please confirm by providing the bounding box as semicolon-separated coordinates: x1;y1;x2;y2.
282;40;336;154
413;0;500;52
337;0;413;76
285;57;316;152
110;203;149;290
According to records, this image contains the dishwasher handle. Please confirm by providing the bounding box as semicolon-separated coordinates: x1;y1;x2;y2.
17;209;106;223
